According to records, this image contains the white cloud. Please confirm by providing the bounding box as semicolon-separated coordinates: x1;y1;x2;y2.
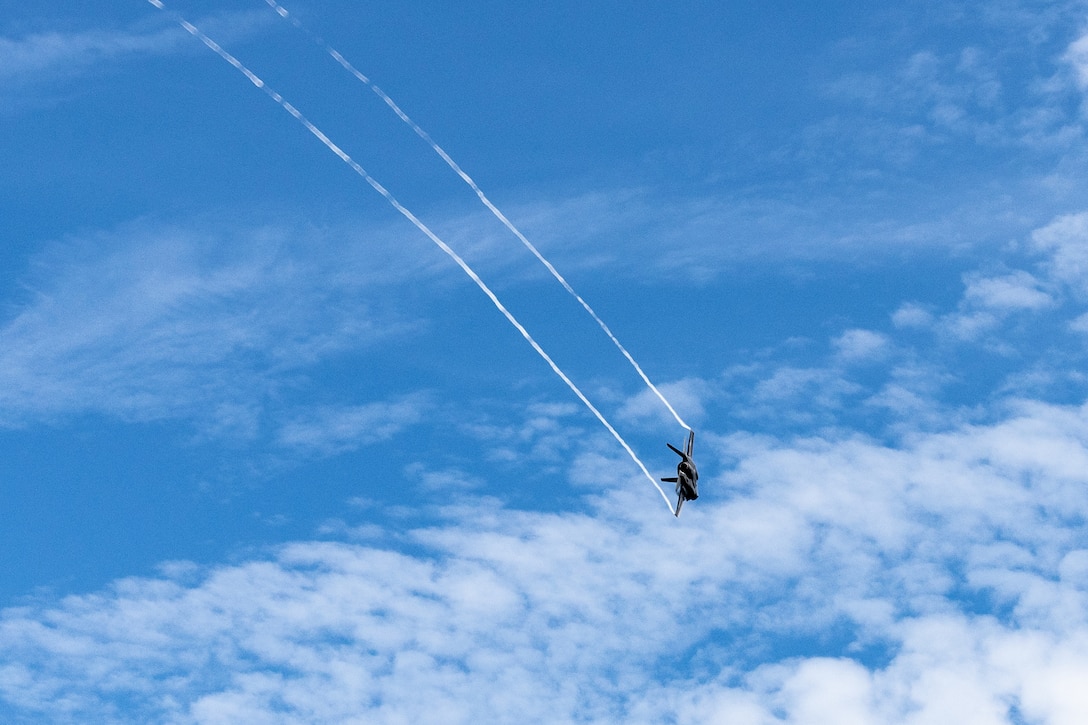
816;12;1088;162
963;271;1053;311
617;378;708;429
929;231;1080;343
834;328;891;362
751;366;863;411
1065;32;1088;92
404;464;483;492
768;658;877;725
1031;211;1088;292
0;27;179;83
892;303;934;329
0;11;270;88
657;209;1088;434
454;186;1046;287
5;394;1088;722
1069;311;1088;333
0;217;432;431
276;394;431;456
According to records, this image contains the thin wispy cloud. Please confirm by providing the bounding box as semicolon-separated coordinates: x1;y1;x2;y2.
0;11;269;88
0;217;432;431
1064;31;1088;91
0;27;180;83
276;394;431;457
665;209;1088;437
815;7;1088;155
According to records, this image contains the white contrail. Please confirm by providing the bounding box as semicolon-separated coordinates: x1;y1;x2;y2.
262;0;691;433
145;0;676;513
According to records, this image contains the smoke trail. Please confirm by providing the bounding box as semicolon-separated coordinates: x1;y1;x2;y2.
145;0;676;513
262;0;692;433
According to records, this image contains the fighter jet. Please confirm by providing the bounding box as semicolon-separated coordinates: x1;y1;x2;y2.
662;429;699;517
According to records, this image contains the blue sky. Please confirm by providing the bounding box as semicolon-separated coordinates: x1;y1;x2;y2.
4;0;1088;722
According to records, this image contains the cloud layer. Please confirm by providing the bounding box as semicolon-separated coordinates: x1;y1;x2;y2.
3;393;1088;723
3;204;1088;722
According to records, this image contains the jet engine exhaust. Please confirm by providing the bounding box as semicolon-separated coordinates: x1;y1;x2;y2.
144;0;677;513
262;0;693;435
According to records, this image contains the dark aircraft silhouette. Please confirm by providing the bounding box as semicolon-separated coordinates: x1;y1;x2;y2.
662;430;699;517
